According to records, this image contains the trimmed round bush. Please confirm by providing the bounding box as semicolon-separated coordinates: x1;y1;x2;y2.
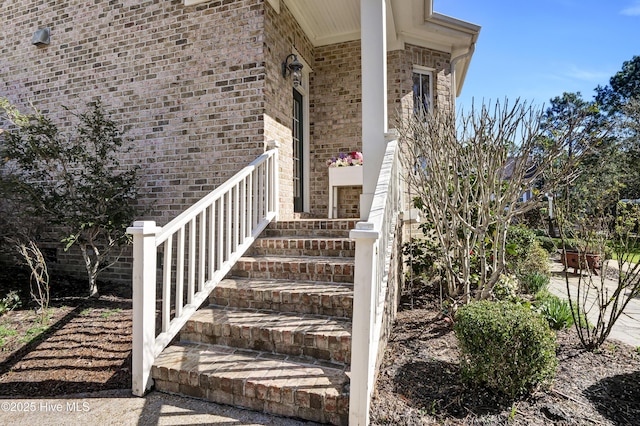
454;300;557;398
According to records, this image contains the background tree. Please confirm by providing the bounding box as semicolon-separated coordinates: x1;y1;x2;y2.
400;100;606;302
541;92;620;217
0;99;140;298
596;56;640;199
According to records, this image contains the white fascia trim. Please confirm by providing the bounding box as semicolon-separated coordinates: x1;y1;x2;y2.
267;0;280;14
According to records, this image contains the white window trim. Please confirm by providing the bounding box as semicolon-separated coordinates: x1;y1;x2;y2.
412;65;434;113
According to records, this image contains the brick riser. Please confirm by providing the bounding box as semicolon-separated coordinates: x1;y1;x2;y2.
152;219;355;426
231;256;354;283
263;219;358;239
250;237;355;258
210;278;354;318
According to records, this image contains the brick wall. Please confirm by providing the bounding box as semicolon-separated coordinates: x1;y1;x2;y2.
263;1;314;220
0;0;270;281
0;0;267;225
0;0;455;280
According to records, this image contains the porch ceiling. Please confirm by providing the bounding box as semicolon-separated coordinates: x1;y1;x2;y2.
279;0;480;95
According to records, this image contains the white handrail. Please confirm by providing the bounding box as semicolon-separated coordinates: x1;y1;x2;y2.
128;147;279;396
349;138;401;425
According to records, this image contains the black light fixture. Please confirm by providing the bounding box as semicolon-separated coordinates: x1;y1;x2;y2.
282;53;303;87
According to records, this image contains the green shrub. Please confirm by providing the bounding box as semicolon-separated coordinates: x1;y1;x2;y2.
454;300;557;398
536;236;557;253
0;291;21;316
539;296;573;330
518;241;550;277
492;274;519;301
402;234;442;285
506;226;536;272
521;272;550;294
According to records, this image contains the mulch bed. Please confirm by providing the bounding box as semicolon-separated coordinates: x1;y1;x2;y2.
370;285;640;425
0;270;132;397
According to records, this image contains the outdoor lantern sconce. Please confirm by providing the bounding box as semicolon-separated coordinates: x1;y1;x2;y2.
282;54;303;87
32;28;50;46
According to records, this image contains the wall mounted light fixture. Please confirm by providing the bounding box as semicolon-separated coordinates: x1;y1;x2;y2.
282;53;303;87
32;28;50;46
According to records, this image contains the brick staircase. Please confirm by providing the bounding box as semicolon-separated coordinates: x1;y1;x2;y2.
151;219;357;425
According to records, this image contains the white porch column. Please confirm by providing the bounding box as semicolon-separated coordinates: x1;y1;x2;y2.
360;0;388;220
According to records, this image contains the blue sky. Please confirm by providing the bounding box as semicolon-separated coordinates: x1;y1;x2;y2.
435;0;640;112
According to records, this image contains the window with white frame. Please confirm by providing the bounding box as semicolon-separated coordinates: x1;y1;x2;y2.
412;66;434;115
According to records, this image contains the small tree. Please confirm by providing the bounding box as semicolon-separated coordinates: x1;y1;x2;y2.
399;100;606;302
0;99;139;298
557;200;640;350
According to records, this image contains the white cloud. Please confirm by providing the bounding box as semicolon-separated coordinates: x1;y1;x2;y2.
621;1;640;16
563;66;612;83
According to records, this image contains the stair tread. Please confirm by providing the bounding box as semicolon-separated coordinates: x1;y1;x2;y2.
257;236;353;240
237;255;355;262
155;341;349;375
189;305;352;333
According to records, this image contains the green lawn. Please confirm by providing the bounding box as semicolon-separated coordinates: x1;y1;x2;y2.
611;249;640;264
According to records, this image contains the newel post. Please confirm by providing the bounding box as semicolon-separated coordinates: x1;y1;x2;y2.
127;220;159;396
349;222;380;426
267;139;280;221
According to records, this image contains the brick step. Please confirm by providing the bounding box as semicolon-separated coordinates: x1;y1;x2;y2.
264;219;358;238
231;256;354;283
211;278;353;318
181;305;352;365
152;342;349;425
250;237;356;258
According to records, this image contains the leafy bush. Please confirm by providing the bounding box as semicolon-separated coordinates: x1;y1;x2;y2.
402;231;442;286
506;225;536;272
521;272;550;294
454;300;557;398
0;100;140;298
538;295;573;330
518;241;550;277
536;236;557;253
492;274;519;301
0;291;21;316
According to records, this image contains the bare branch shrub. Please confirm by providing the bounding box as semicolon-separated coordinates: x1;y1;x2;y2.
16;240;50;323
399;100;605;302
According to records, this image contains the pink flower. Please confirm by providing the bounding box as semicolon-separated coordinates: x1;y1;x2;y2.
327;151;363;167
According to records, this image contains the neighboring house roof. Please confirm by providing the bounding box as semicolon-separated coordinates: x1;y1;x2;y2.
503;156;538;181
274;0;480;96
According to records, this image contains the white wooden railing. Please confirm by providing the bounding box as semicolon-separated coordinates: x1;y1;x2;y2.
349;137;401;425
128;145;279;396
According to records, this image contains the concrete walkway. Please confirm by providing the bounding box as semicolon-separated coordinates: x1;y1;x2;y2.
547;258;640;348
0;389;320;426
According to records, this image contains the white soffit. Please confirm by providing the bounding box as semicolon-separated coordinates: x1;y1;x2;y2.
282;0;479;52
283;0;362;46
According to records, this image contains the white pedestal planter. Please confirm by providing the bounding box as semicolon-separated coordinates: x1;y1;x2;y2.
328;166;363;218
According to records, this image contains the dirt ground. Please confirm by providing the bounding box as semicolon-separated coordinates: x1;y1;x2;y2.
370;285;640;425
1;268;640;426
